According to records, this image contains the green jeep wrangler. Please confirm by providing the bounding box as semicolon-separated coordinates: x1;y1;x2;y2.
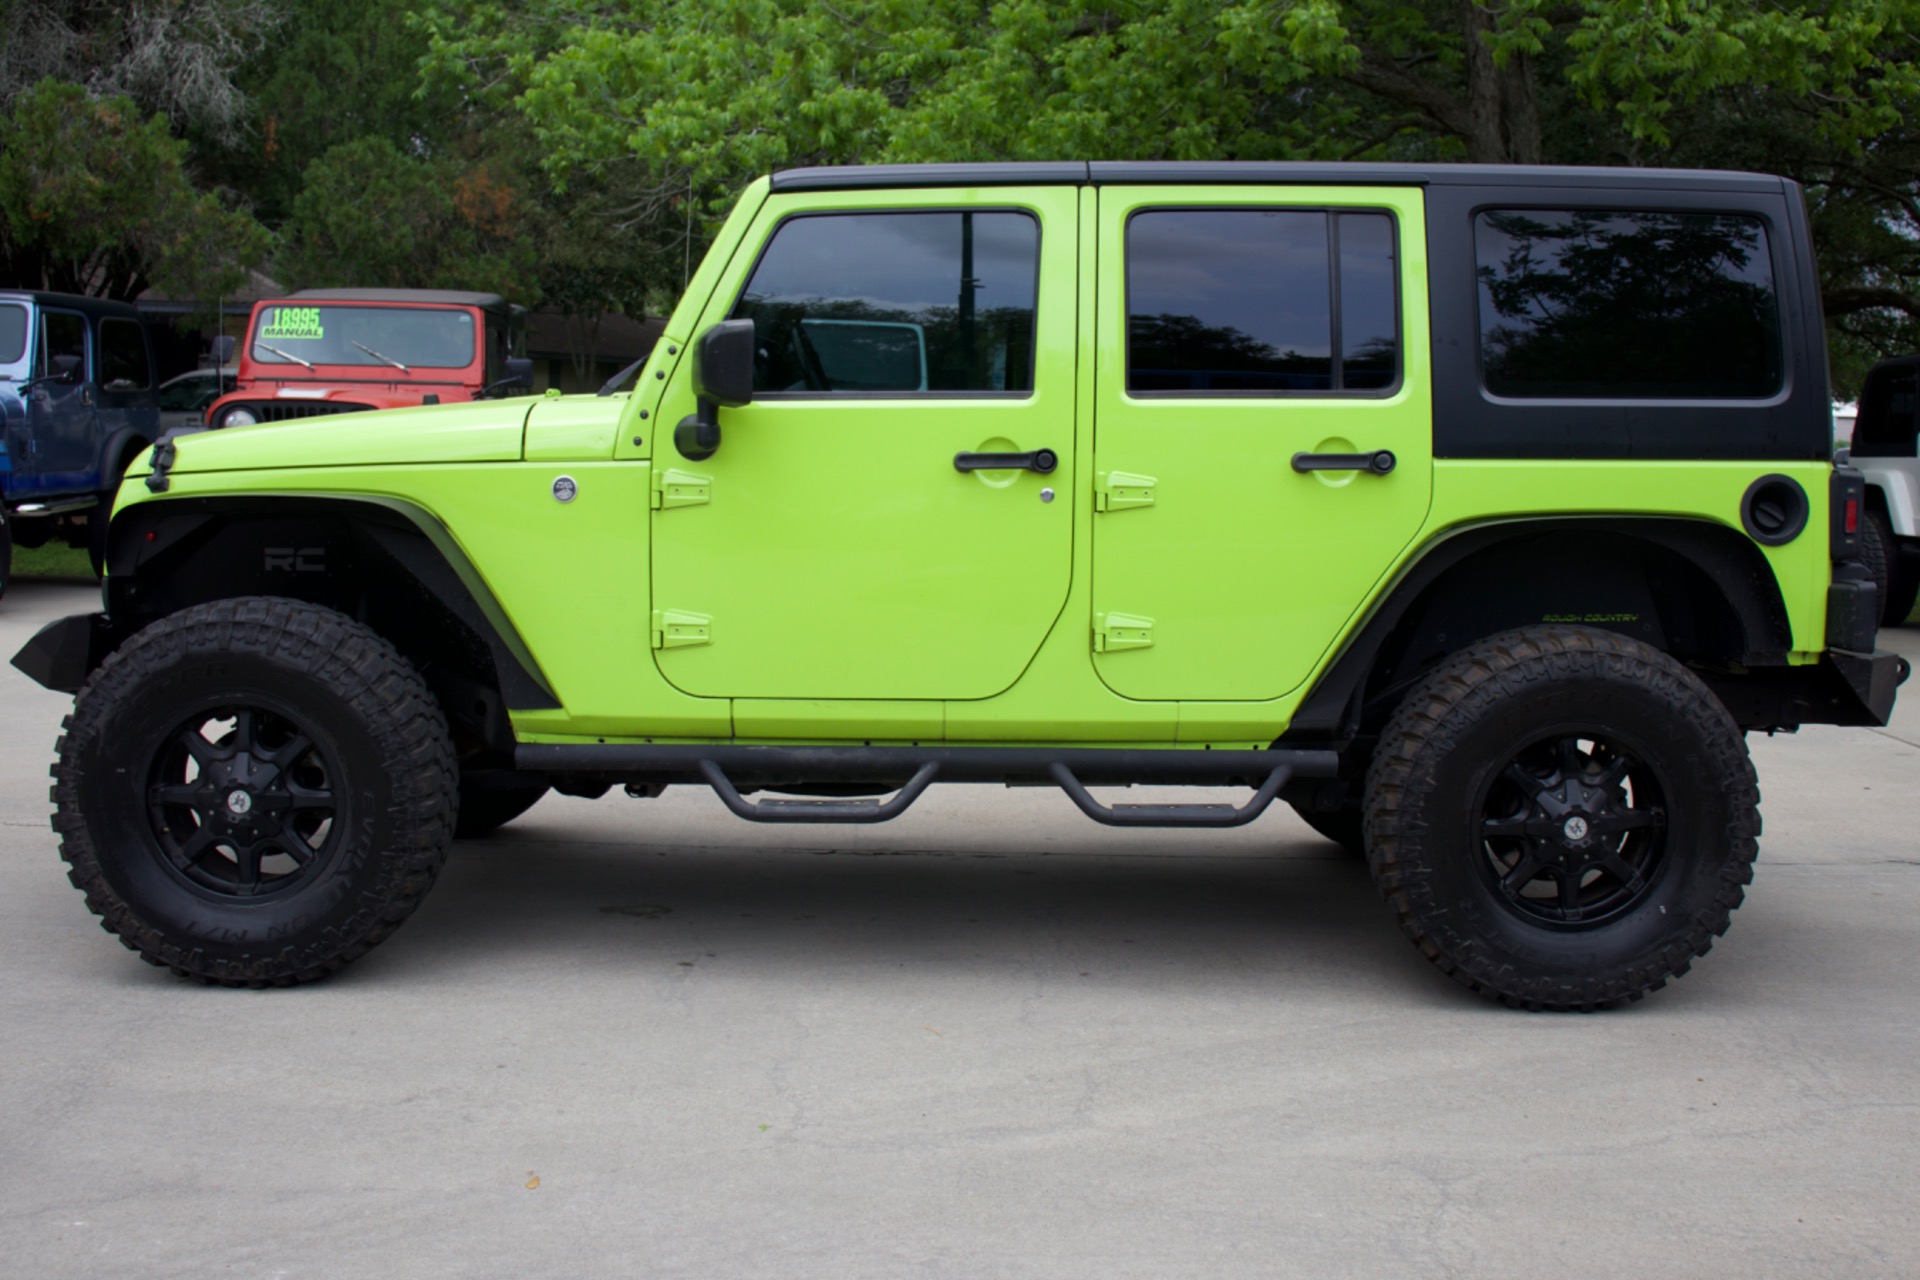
13;162;1906;1008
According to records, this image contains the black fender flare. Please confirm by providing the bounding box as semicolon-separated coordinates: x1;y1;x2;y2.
1284;516;1794;741
95;425;156;494
95;492;560;713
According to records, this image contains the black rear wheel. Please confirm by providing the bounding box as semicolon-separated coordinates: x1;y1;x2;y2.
53;597;457;986
1365;626;1759;1010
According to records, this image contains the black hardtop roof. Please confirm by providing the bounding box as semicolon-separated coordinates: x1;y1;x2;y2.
286;288;511;314
770;161;1788;195
0;289;146;318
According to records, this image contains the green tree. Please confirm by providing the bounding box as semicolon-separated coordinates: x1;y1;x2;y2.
422;0;1920;391
0;79;268;298
277;135;542;297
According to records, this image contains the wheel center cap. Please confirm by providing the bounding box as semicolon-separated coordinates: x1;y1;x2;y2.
226;789;254;817
1563;815;1590;841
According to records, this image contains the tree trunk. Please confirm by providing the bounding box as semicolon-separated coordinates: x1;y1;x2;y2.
1460;1;1542;163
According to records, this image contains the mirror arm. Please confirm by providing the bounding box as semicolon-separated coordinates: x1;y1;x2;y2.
674;397;721;461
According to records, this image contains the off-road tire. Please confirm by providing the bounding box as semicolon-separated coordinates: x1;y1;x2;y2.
1364;625;1759;1011
1862;509;1893;624
52;597;457;986
455;775;550;838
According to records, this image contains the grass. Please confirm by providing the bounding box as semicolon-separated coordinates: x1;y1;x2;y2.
9;541;95;581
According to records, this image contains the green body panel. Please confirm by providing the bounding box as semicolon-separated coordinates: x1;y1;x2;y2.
647;184;1081;702
109;175;1838;750
1090;185;1435;702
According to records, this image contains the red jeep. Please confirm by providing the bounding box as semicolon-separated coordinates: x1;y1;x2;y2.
202;288;529;429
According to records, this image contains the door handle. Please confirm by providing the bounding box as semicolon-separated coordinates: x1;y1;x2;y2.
954;448;1058;474
1291;449;1396;475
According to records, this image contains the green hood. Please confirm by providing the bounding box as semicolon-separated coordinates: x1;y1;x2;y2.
147;401;535;475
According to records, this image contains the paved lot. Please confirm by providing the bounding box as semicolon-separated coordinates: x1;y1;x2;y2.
2;578;1917;1278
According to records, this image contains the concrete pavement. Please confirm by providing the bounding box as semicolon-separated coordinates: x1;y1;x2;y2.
2;578;1917;1277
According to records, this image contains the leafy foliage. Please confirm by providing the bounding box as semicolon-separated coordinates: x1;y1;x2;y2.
1;0;1919;391
0;79;267;299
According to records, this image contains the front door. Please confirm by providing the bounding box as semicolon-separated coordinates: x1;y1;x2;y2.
28;308;94;483
650;188;1079;702
1089;186;1434;702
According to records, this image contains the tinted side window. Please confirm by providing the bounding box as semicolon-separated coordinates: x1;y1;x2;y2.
100;318;151;390
1125;209;1400;394
1476;210;1782;399
0;304;25;363
39;310;86;378
732;211;1038;394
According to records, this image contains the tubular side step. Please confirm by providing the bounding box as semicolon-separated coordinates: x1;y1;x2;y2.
1049;762;1293;828
698;759;941;824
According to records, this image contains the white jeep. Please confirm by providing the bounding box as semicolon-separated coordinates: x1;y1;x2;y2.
1845;356;1920;625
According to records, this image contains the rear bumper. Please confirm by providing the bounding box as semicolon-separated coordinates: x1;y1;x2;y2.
1709;647;1909;730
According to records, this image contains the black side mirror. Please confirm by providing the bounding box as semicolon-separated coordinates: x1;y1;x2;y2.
675;319;756;461
50;353;81;384
210;335;236;365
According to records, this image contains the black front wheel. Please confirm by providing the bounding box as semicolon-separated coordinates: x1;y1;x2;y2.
1365;626;1759;1010
53;598;457;986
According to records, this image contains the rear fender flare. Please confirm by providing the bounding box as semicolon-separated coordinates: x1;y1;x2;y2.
1285;516;1794;742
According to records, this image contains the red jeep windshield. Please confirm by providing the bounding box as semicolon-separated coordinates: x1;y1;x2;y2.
250;304;477;370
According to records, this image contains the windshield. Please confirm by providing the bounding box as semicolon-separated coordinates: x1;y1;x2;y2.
0;304;26;365
249;304;477;370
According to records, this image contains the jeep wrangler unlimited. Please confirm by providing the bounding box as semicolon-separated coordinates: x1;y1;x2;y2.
12;162;1906;1008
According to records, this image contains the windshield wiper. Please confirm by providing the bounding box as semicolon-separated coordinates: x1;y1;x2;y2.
351;341;409;373
256;341;316;371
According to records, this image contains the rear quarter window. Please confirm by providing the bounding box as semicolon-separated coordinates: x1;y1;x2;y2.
1475;209;1782;400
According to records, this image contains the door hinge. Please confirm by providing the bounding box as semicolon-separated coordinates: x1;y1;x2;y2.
651;608;712;650
650;467;711;511
1093;612;1154;653
1094;471;1156;512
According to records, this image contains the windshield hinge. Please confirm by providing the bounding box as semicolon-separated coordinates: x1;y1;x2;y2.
145;439;178;493
650;467;711;511
1093;471;1155;512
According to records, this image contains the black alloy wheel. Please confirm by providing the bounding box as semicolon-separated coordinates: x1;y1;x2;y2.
1474;731;1668;928
146;704;344;900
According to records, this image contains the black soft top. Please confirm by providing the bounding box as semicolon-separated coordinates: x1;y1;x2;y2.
770;160;1787;195
0;289;146;319
288;288;511;315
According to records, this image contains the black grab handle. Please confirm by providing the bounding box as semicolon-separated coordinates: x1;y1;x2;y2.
1291;449;1396;475
955;448;1058;474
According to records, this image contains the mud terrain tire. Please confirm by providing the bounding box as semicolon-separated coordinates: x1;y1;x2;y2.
1364;626;1759;1011
52;597;456;986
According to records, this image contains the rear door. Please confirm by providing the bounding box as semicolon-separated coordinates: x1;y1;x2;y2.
1089;185;1434;701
